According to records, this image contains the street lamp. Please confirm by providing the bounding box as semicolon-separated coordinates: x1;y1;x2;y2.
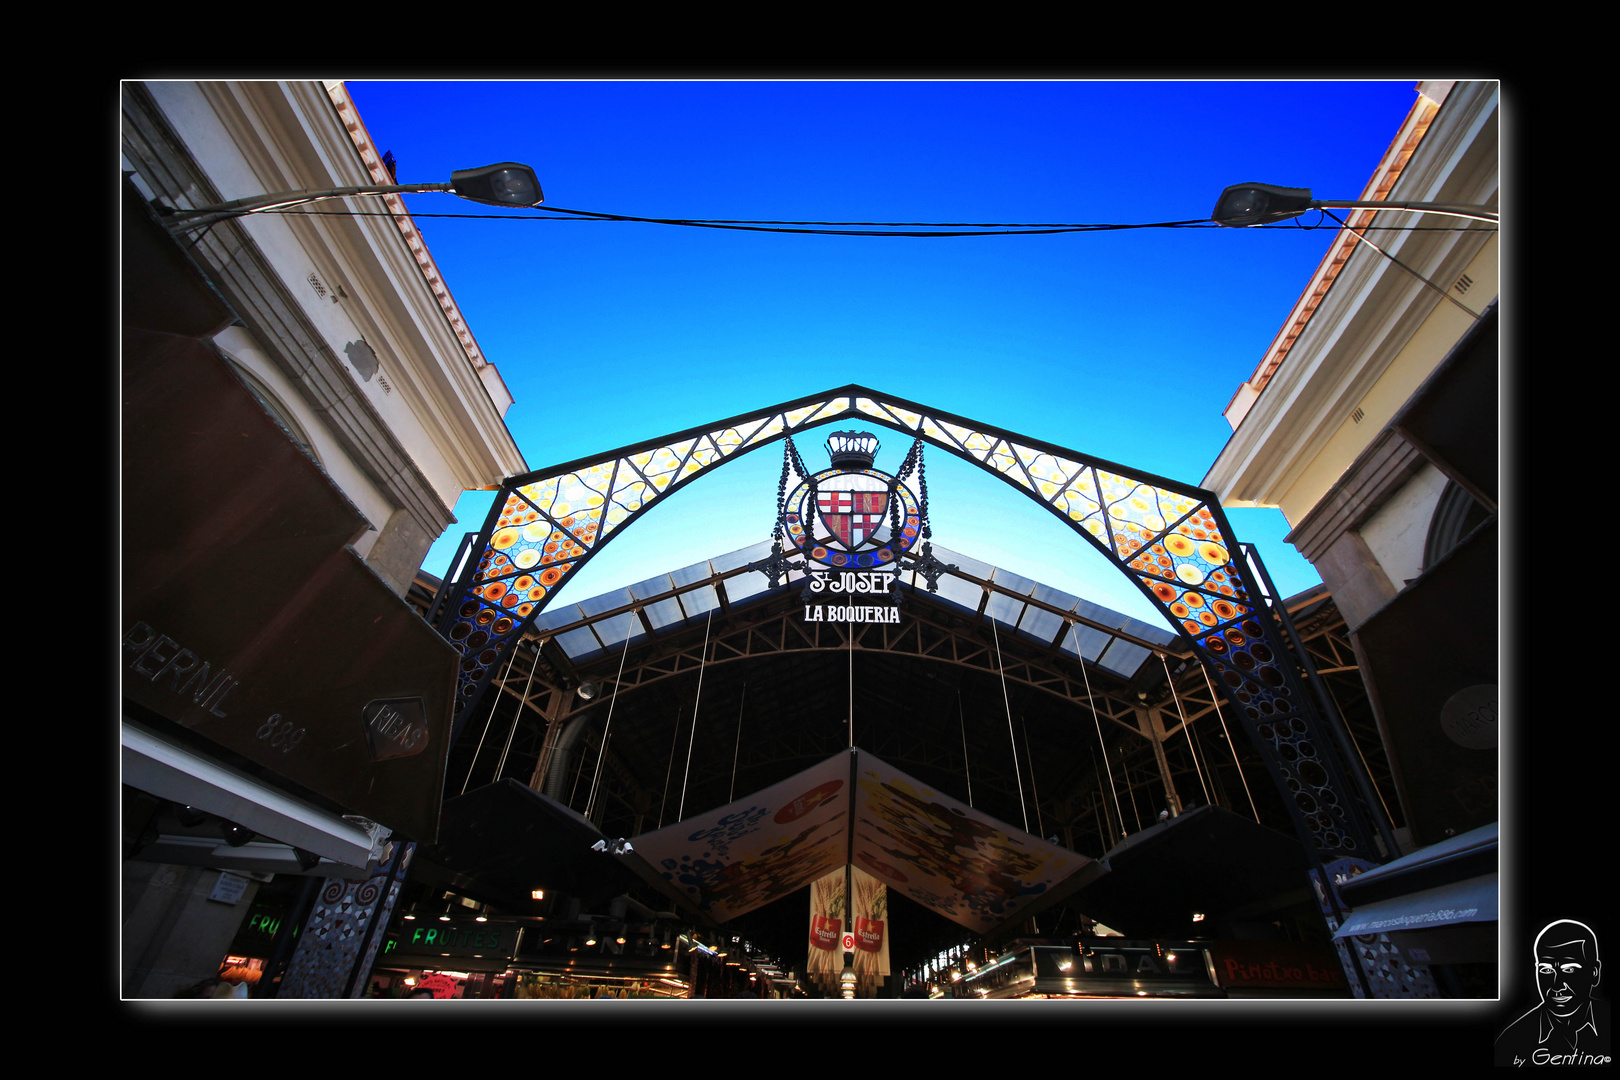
1212;181;1496;320
1211;182;1497;227
162;161;544;232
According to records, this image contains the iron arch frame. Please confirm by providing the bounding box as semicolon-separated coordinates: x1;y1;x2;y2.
434;385;1384;865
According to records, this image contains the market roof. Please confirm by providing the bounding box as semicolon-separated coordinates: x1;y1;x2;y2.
528;538;1181;684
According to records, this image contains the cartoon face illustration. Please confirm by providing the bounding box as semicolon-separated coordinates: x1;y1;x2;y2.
1536;924;1602;1017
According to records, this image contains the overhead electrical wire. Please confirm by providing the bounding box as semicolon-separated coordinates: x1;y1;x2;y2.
242;204;1495;238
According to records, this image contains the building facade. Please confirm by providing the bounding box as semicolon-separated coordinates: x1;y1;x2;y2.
1203;80;1499;991
121;80;526;998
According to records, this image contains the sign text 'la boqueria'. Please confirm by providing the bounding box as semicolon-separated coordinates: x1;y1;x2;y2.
804;570;902;624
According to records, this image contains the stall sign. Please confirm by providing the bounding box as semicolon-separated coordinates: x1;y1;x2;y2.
1205;941;1347;990
387;919;514;960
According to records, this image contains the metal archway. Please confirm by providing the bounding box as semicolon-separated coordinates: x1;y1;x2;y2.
434;385;1383;866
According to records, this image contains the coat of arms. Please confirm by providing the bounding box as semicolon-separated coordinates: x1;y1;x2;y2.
781;432;922;570
756;428;954;595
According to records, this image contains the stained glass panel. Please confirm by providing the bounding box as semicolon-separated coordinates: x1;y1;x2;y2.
433;386;1373;858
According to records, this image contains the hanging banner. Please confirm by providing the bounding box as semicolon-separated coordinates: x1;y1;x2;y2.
851;865;890;981
807;869;845;989
617;748;1093;938
625;753;850;923
807;865;888;996
851;753;1087;934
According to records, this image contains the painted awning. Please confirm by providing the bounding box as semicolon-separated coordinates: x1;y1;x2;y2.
1332;873;1498;939
617;748;1096;934
1331;820;1498;941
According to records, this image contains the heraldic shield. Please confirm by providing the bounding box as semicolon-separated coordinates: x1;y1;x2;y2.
817;484;889;548
784;466;923;571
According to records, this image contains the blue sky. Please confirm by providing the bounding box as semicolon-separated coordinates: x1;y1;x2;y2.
346;80;1418;626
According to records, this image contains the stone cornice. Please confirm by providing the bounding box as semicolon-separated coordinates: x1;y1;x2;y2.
122;81;454;539
1204;82;1497;511
1285;429;1425;563
323;83;492;380
1222;91;1440;428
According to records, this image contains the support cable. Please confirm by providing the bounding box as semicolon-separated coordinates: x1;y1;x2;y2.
1190;714;1220;809
657;701;684;830
989;614;1029;832
848;620;855;748
463;645;521;794
729;681;748;803
493;642;539;783
567;735;588;809
1201;664;1261;822
1127;768;1143;833
1321;208;1482;320
1020;714;1044;837
532;691;562;793
1092;783;1111;853
677;607;716;822
957;691;974;808
1321;673;1398;829
585;630;635;824
1161;653;1211;808
1072;621;1126;839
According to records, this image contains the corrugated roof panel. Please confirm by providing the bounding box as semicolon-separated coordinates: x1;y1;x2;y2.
527;539;1177;685
640;596;687;631
723;571;772;604
1073;597;1178;648
1030;582;1080;614
681;584;721;618
1017;606;1064;646
984;591;1024;630
944;550;995;580
710;541;774;572
670;561;716;587
531;603;587;634
588;611;644;651
624;572;677;601
1063;624;1115;664
554;626;604;661
1098;638;1151;680
931;573;985;615
577;588;633;618
987;567;1039;598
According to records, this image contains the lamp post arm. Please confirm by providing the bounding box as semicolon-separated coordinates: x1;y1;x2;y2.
1310;199;1497;223
162;182;454;230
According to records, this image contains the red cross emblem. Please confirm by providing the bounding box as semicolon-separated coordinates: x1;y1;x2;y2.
817;488;889;547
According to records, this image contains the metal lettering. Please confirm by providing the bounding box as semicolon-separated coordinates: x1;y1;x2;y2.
207;679;238;717
132;634;178;678
191;669;232;708
155;647;199;690
123;621;157;656
125;621;242;719
180;661;213;698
